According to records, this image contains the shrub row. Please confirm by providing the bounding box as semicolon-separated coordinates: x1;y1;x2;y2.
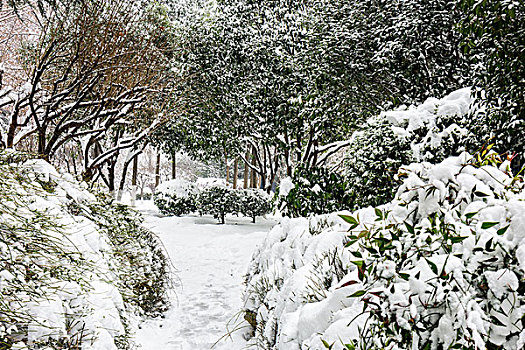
154;180;271;223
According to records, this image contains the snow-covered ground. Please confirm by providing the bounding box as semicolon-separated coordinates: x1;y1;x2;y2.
134;201;276;349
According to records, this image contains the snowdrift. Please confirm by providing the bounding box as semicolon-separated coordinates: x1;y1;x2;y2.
0;151;171;349
243;151;525;349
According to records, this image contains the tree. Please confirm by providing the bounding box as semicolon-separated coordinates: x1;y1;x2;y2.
459;0;525;170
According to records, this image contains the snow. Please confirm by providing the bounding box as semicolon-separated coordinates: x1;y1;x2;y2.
135;202;276;349
279;177;295;197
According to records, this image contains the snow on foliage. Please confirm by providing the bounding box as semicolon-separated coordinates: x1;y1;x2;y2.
0;151;171;349
345;87;473;210
154;179;199;216
243;152;525;349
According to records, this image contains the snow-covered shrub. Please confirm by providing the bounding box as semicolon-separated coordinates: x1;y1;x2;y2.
243;151;525;350
198;185;238;224
345;88;472;209
154;179;199;216
0;151;172;349
238;189;272;223
87;200;173;318
345;121;412;209
276;165;353;218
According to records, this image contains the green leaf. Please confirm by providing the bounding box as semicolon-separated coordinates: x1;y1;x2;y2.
345;239;358;247
404;222;415;234
464;212;478;219
351;251;362;258
321;339;333;349
349;290;366;298
497;225;509;235
425;258;438;275
450;236;468;244
374;208;383;220
351;260;364;268
481;222;498;229
398;272;410;281
344;342;356;350
474;191;489;197
339;214;358;226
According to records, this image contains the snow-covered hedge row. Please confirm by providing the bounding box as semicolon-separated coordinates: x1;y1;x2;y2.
153;181;271;223
0;151;172;349
243;152;525;349
198;186;271;224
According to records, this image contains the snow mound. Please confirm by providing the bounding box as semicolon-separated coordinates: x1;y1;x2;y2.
243;152;525;350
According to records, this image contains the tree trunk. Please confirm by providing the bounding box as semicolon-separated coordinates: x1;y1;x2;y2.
171;151;176;179
225;154;230;186
250;146;257;188
243;150;249;189
118;151;140;201
233;158;239;189
155;151;161;189
131;154;138;206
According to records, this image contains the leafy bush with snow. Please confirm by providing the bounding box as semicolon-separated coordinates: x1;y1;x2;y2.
197;186;271;224
0;151;172;349
243;151;525;350
198;186;239;224
345;88;472;209
154;179;199;216
276;166;354;218
238;189;272;223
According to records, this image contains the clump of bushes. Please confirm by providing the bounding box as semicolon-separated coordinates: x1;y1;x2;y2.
275;165;354;218
243;149;525;350
198;186;271;224
153;179;199;216
0;151;173;349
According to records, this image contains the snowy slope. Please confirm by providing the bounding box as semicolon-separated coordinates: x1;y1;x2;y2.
0;152;170;349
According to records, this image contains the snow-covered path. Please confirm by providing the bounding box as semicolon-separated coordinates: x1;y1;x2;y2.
135;201;276;349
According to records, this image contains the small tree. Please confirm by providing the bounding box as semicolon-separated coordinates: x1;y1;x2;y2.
198;186;238;224
238;189;271;223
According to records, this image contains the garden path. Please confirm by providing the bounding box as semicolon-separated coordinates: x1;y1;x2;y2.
134;201;276;350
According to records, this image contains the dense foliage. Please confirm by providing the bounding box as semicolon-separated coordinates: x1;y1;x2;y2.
239;190;272;223
459;0;525;170
195;186;271;224
0;151;172;349
276;166;354;218
345;88;473;209
244;151;525;350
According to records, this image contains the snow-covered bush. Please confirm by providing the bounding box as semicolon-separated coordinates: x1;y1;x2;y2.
238;189;272;223
0;151;172;349
243;151;525;350
198;185;238;224
276;166;354;218
197;186;271;223
345;88;472;209
154;179;199;216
